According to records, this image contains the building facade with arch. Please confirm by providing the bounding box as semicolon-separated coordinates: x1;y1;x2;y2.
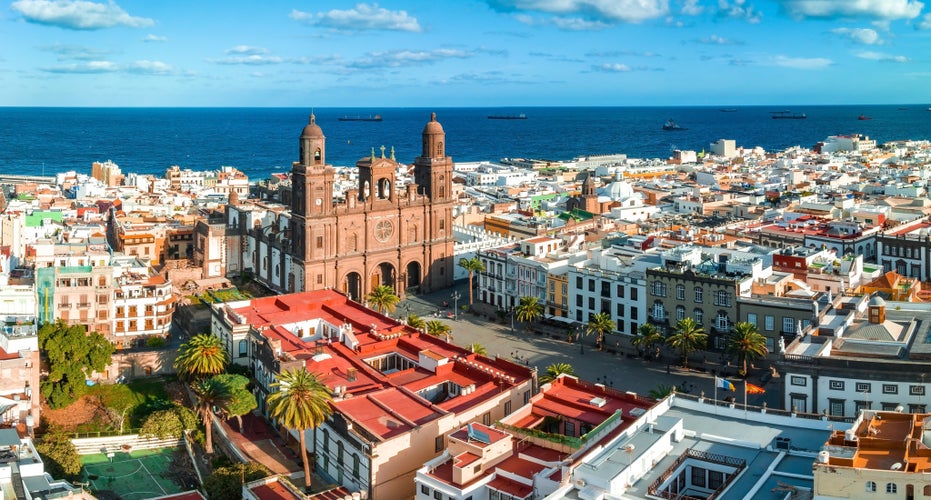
227;112;455;299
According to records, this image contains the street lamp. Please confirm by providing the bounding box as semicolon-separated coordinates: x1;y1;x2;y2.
451;291;461;321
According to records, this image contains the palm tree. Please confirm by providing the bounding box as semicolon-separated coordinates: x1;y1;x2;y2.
514;296;543;333
458;257;485;306
267;368;333;491
665;317;707;368
467;343;487;356
406;314;425;331
366;285;399;315
539;362;575;384
425;320;452;341
726;322;769;376
648;384;675;399
585;312;615;350
633;323;664;359
191;378;231;454
174;334;228;381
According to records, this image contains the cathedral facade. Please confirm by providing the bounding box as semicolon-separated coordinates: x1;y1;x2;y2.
227;112;455;299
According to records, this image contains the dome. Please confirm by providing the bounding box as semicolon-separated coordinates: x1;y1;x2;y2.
600;179;635;201
422;112;444;135
868;295;886;307
301;114;324;138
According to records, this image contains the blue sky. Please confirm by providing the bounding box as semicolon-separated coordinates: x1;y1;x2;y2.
2;0;930;107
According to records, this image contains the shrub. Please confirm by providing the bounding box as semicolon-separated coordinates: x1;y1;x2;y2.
146;336;167;348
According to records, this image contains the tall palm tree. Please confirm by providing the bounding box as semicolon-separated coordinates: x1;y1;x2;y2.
539;362;575;384
406;314;425;331
665;317;707;368
458;257;485;306
633;323;664;359
585;312;615;350
366;285;399;315
467;343;487;356
726;322;769;376
191;378;231;454
515;296;543;333
425;320;452;341
267;368;333;491
174;334;228;381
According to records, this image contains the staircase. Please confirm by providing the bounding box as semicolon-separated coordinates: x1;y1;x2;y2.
72;434;182;455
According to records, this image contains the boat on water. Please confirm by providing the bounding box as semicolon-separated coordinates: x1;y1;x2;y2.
488;114;527;120
719;108;738;112
338;114;382;122
858;114;872;120
662;119;687;131
771;111;806;120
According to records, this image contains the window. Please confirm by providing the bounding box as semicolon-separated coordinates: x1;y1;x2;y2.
352;454;360;479
434;490;443;500
764;315;775;331
337;441;343;466
886;483;897;494
576;294;583;307
435;435;444;452
783;317;795;334
910;404;927;413
747;313;757;327
790;394;808;413
617;284;625;298
830;380;845;391
652;301;665;320
883;384;898;395
713;290;731;306
483;412;491;425
865;481;876;492
716;311;729;331
829;399;845;416
910;385;925;396
631;288;638;301
790;376;807;387
576;276;583;288
588;297;595;310
694;309;703;325
421;484;430;495
855;401;872;414
676;306;686;321
588;279;595;292
856;383;871;393
238;340;247;358
504;401;511;414
691;467;706;488
651;282;666;297
676;284;685;300
564;421;575;436
881;403;899;411
708;470;724;490
323;431;329;453
316;236;323;249
694;287;703;303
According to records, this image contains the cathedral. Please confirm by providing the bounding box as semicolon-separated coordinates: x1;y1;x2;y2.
227;112;455;300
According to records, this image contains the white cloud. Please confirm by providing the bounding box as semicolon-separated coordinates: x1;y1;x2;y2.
856;51;909;62
290;3;421;32
718;0;762;23
593;63;632;72
487;0;669;23
698;34;740;44
143;34;167;43
779;0;924;20
348;48;472;69
126;60;173;74
42;60;119;73
211;55;284;65
918;13;931;29
831;27;882;44
40;44;110;61
226;46;269;56
550;16;611;30
12;0;154;30
681;0;704;15
772;55;833;69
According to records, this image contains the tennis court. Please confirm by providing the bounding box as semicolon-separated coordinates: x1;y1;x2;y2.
82;447;183;500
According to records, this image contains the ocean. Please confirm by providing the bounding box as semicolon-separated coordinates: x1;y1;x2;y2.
1;105;930;181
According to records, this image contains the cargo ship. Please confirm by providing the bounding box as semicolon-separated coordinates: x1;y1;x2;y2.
338;114;382;122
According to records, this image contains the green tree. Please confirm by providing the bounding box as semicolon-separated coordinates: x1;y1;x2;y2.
725;322;769;376
458;257;485;306
203;462;270;500
39;321;115;409
585;312;615;350
539;362;575;384
666;317;707;368
468;343;487;356
35;425;82;480
266;368;333;491
406;314;425;331
366;284;400;315
192;378;231;454
648;384;675;399
174;334;228;381
515;296;544;333
139;406;199;439
211;373;257;432
633;323;664;359
425;319;452;341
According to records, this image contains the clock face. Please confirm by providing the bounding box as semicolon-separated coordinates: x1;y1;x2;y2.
375;220;394;242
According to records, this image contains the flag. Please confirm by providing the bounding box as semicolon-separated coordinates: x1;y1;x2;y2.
716;376;735;391
746;382;766;395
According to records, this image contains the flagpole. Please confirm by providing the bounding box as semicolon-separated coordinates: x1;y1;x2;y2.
714;377;718;415
744;380;748;419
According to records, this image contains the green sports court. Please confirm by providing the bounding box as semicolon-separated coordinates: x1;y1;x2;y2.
81;447;184;500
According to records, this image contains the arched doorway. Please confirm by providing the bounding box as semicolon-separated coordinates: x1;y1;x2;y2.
344;272;362;302
372;263;396;292
406;261;421;292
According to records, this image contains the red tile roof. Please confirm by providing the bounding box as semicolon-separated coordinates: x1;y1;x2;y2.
487;476;533;499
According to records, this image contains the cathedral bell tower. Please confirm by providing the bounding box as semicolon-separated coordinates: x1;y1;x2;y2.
413;112;452;201
358;146;398;205
291;113;334;262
